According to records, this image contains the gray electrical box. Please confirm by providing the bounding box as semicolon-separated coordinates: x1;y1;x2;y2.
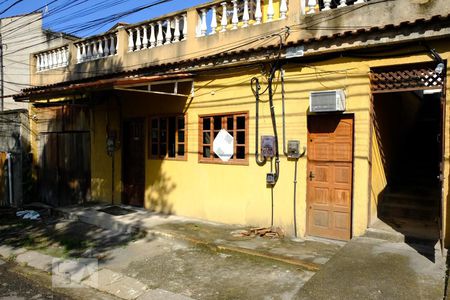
287;140;300;158
261;135;276;158
266;172;276;185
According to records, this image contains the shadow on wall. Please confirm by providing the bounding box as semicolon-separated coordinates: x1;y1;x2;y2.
117;89;189;214
32;59;127;207
147;170;176;215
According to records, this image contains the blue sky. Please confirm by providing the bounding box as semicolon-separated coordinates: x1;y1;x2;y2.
0;0;205;37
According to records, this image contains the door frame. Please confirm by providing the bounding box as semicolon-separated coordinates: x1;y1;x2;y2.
305;113;355;241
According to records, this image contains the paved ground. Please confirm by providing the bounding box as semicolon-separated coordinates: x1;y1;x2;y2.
2;205;448;300
104;236;316;300
296;237;447;300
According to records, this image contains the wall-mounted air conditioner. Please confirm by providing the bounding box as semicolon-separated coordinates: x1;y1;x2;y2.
309;90;346;113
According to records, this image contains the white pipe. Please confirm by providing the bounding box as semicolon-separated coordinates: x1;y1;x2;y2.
6;153;12;206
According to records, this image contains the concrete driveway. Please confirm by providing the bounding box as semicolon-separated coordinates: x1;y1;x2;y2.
296;237;447;300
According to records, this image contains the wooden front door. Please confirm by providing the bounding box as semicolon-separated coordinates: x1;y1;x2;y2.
38;132;91;206
122;119;145;206
307;115;354;241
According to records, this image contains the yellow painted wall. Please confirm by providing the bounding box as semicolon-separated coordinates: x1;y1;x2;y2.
37;39;450;243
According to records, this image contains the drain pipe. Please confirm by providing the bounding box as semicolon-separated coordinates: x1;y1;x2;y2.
281;69;288;157
280;68;305;238
6;153;13;206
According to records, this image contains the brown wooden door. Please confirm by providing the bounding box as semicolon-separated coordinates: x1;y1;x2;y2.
38;132;91;206
122;119;145;207
307;115;353;241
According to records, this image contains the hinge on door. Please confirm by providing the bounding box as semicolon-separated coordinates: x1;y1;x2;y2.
438;174;444;182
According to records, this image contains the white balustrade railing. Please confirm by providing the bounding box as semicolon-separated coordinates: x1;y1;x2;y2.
75;31;118;64
127;12;187;52
36;45;69;72
196;0;288;37
305;0;366;15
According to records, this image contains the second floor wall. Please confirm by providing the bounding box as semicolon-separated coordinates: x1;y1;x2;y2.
30;0;450;88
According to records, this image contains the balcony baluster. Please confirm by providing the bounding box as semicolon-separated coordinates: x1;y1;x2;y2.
255;0;262;24
221;2;228;32
231;0;238;30
136;28;142;50
157;21;164;46
165;19;172;44
150;24;156;47
280;0;288;19
143;26;149;48
128;29;134;52
174;17;181;42
267;0;274;21
243;0;250;27
182;14;188;40
104;37;110;56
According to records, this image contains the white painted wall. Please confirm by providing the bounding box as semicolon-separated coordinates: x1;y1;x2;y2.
1;12;76;110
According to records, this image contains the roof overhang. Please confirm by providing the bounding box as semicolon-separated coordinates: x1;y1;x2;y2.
14;73;193;102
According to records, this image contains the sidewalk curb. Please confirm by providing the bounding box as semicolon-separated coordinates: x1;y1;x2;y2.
0;245;149;300
58;208;321;272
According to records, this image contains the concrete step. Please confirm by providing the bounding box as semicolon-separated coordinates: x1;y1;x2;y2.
366;218;440;245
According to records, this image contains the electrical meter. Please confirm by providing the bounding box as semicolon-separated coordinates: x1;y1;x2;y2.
261;135;276;158
266;172;276;185
287;140;300;159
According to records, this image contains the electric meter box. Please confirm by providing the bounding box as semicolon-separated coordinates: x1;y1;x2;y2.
266;172;276;185
261;135;276;158
287;140;300;158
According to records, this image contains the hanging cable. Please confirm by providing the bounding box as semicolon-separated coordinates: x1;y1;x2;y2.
267;62;280;182
251;77;267;166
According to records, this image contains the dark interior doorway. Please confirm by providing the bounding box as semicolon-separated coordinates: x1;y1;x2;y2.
372;89;442;253
122;118;145;207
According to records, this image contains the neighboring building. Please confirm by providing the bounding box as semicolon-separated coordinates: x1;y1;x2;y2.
1;12;77;110
0;12;76;207
13;0;450;248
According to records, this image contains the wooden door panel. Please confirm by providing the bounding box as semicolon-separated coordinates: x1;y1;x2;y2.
307;115;353;241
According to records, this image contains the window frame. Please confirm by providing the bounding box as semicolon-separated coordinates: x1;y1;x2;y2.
198;111;249;165
148;114;187;161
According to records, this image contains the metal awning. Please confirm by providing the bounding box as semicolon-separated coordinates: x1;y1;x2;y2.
14;73;193;102
114;78;193;98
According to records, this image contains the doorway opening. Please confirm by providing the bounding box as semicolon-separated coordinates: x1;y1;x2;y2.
371;89;443;254
122;118;145;207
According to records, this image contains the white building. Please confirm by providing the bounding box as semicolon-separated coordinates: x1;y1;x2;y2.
1;11;76;110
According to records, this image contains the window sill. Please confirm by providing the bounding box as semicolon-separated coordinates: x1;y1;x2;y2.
149;156;187;161
198;159;249;166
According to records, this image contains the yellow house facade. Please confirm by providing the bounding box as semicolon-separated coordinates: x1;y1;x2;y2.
16;0;450;245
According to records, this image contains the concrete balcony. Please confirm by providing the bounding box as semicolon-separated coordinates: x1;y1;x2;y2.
30;0;450;87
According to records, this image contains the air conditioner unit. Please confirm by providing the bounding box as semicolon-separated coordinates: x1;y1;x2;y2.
309;90;346;113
